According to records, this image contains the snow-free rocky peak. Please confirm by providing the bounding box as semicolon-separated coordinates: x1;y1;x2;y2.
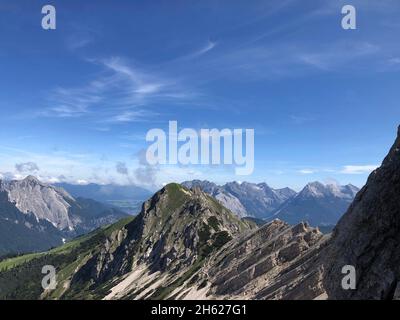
0;175;128;255
0;175;75;230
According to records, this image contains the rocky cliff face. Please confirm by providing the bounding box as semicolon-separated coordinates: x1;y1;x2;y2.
323;126;400;299
0;176;127;233
0;190;64;256
0;176;75;230
0;176;128;255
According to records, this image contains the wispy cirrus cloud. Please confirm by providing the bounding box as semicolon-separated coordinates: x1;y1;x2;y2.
186;40;217;59
39;56;193;123
202;40;382;81
66;34;94;51
41;86;102;118
298;42;380;71
296;164;379;176
106;110;157;124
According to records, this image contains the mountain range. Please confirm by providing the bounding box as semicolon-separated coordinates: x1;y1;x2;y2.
0;175;359;264
0;176;128;256
0;176;357;257
271;182;359;226
0;127;399;300
0;124;399;299
182;180;359;226
1;183;324;300
181;180;297;218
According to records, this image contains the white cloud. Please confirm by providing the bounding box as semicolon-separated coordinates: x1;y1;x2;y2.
191;41;217;58
340;165;379;175
15;162;40;173
116;161;129;175
0;145;154;187
107;110;150;123
76;179;89;185
298;169;315;174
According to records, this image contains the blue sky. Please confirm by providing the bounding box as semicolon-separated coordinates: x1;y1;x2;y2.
1;0;400;190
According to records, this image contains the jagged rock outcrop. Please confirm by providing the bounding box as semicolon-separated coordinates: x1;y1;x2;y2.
323;126;400;299
175;219;328;300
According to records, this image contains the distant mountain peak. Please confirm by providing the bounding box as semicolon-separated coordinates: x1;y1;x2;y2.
23;175;41;183
68;181;256;286
257;182;271;189
306;181;325;188
182;180;297;219
299;181;326;197
273;181;360;226
0;175;128;255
